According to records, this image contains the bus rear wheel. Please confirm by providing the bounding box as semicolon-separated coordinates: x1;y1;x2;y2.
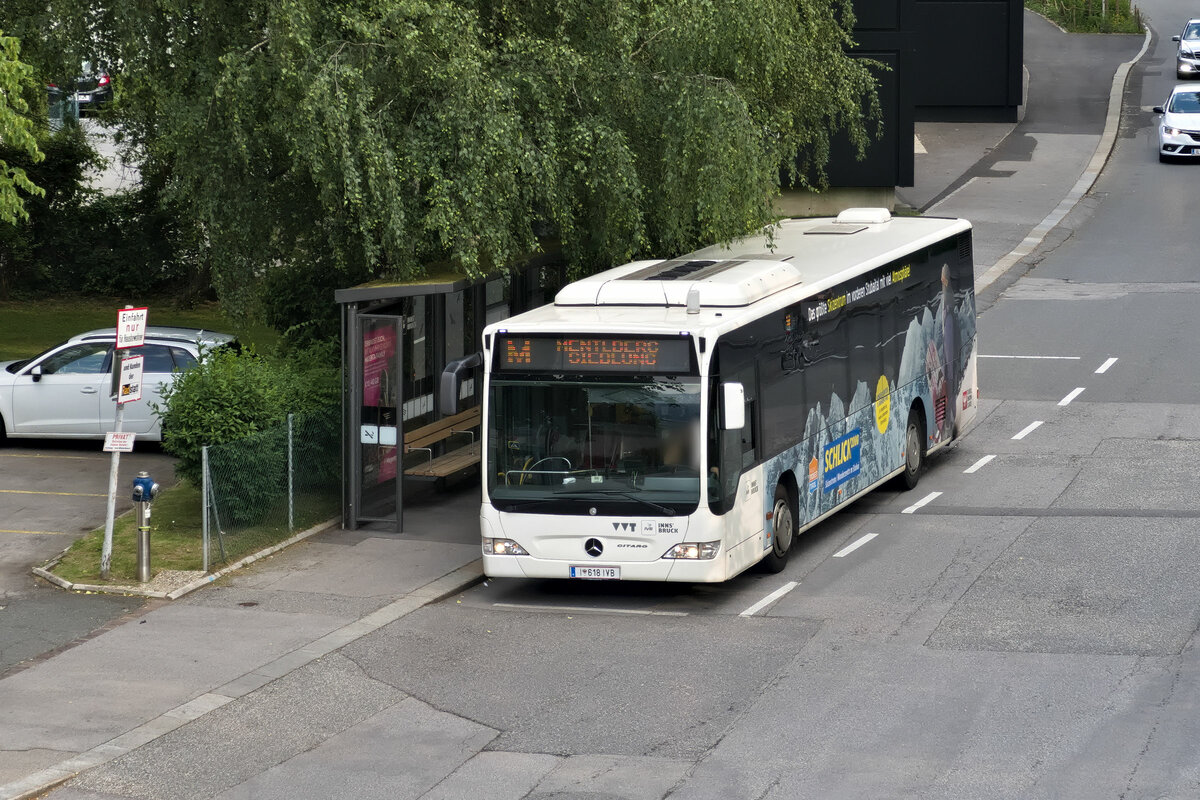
898;407;925;490
762;484;795;573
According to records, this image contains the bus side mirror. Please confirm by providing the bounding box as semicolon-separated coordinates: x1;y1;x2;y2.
439;352;482;416
721;382;745;430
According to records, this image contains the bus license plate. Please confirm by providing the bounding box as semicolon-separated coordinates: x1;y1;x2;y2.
570;566;619;579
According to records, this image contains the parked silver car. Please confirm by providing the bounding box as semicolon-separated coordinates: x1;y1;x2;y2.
0;327;234;442
1174;20;1200;79
1154;85;1200;162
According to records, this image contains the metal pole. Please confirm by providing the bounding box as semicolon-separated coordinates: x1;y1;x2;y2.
100;359;124;580
136;495;151;583
202;445;210;573
287;413;295;531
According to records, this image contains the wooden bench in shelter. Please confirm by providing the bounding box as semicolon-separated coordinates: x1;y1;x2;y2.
403;406;482;481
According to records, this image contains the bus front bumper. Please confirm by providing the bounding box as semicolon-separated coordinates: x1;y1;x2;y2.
483;553;729;583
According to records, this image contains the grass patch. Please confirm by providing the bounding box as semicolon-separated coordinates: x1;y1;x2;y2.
0;298;279;361
53;482;206;583
1028;0;1143;33
50;481;340;584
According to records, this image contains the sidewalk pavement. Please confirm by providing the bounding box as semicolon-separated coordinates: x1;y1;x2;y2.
0;11;1150;800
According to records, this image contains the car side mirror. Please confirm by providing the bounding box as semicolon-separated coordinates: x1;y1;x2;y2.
721;382;745;430
1173;35;1181;42
1153;106;1165;114
30;365;42;383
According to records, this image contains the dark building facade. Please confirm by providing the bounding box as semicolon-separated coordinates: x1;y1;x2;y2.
822;0;1023;191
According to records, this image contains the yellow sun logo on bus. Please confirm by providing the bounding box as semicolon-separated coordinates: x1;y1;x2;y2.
875;375;890;434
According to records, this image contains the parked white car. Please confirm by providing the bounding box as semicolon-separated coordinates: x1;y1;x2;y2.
0;327;234;442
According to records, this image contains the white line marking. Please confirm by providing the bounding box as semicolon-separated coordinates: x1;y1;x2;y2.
1095;357;1118;374
833;533;878;558
964;454;996;474
979;354;1080;360
902;491;942;514
739;581;799;618
1012;421;1044;440
1058;387;1085;406
492;603;687;617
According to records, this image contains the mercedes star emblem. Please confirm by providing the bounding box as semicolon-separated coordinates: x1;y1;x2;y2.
584;538;604;558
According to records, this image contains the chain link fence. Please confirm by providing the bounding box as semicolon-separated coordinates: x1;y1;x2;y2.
201;409;340;571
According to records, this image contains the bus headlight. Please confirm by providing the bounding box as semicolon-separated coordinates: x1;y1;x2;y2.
484;538;528;556
662;541;721;560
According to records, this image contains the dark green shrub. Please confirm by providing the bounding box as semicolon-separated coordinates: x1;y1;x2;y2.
155;345;339;486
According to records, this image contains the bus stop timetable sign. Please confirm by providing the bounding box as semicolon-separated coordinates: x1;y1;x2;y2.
117;307;148;349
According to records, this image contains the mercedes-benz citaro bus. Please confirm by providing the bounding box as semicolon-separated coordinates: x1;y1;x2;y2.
453;208;978;582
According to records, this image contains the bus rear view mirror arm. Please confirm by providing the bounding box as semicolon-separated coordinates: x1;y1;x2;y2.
721;382;745;430
439;352;483;416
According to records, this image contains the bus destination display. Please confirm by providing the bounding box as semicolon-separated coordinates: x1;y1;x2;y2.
497;336;692;374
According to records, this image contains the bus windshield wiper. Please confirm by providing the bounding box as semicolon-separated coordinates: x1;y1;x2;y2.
554;490;676;516
493;498;560;512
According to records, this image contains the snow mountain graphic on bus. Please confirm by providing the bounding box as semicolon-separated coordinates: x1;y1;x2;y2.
469;208;978;583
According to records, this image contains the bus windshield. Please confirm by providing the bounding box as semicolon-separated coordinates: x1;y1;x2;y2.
487;378;703;514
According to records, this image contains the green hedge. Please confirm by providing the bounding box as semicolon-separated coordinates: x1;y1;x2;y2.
1027;0;1143;34
155;344;339;484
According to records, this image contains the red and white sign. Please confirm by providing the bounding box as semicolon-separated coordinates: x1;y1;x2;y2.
116;307;149;349
118;354;144;404
103;431;136;452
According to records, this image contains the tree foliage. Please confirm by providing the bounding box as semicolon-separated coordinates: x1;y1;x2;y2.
77;0;878;310
0;30;44;225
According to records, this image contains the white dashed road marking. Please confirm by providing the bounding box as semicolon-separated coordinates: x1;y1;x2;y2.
833;533;878;558
902;491;942;514
1096;357;1118;374
963;454;996;474
1012;421;1044;440
739;581;799;618
1058;387;1086;406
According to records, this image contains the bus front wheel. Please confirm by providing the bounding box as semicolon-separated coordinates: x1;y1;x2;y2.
762;484;795;573
898;407;925;490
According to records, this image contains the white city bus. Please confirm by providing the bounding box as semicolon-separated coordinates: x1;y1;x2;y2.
464;209;977;582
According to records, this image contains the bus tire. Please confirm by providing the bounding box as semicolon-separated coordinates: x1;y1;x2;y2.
762;484;796;573
898;407;925;490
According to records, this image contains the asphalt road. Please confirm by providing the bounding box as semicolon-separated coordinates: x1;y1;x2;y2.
37;6;1200;799
0;441;175;674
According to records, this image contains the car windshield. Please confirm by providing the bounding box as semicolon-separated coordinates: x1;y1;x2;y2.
1169;92;1200;113
487;377;704;514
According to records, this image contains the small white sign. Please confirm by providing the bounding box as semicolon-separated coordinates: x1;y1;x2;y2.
118;354;144;404
104;431;136;452
360;425;379;445
116;307;149;349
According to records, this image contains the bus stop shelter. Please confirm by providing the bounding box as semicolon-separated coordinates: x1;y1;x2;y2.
337;260;566;531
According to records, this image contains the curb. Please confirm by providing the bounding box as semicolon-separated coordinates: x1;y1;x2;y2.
0;559;485;800
31;517;342;601
975;23;1152;293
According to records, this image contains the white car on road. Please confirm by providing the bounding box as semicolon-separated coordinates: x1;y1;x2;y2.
0;327;234;442
1154;85;1200;162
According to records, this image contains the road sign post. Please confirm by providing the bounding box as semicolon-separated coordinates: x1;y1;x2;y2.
101;305;147;580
